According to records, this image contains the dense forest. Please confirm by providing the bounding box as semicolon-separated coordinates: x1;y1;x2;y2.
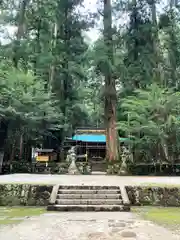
0;0;180;168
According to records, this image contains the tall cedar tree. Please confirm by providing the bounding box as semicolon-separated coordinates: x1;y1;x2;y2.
103;0;119;161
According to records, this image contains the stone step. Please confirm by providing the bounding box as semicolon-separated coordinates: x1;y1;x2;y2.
57;193;121;199
55;199;123;205
58;189;120;194
91;171;107;175
59;186;119;190
47;185;131;213
47;204;130;212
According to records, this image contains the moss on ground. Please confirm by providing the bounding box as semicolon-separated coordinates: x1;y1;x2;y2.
132;206;180;230
140;183;180;188
0;219;22;225
0;207;46;225
5;207;46;217
0;183;54;186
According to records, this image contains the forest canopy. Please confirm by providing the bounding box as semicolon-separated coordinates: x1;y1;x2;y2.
0;0;180;165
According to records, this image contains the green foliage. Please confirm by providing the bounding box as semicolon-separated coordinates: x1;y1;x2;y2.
3;161;70;174
76;162;92;175
0;68;62;132
118;84;180;163
119;0;155;92
0;0;95;162
2;0;180;167
106;162;121;175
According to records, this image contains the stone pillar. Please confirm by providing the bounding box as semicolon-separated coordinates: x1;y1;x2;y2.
119;146;129;175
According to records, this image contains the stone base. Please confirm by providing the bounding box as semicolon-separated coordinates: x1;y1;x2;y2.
118;169;128;176
67;169;80;175
68;161;80;175
47;204;130;212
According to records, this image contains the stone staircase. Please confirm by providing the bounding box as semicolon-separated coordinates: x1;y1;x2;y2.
47;185;130;212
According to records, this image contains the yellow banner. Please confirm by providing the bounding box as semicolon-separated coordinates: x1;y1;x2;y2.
36;156;49;162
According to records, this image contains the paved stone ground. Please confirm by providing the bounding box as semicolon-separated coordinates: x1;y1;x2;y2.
0;212;179;240
1;174;180;186
0;175;180;239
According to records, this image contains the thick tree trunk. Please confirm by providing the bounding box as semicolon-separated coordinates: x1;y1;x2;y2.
3;122;15;164
49;22;58;90
103;0;119;161
131;0;140;88
150;0;162;84
168;0;178;87
10;138;16;162
34;19;41;76
60;3;70;143
13;0;30;68
105;101;119;161
63;4;69;117
19;133;23;159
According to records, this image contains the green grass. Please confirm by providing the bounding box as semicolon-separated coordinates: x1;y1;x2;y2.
4;207;46;217
0;207;46;225
132;207;180;230
0;219;21;225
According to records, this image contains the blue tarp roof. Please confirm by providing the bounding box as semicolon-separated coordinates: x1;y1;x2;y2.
72;134;129;143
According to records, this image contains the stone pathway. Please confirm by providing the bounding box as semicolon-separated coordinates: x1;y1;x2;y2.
1;174;180;186
0;212;179;240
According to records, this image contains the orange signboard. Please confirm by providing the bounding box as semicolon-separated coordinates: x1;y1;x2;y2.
36;156;49;162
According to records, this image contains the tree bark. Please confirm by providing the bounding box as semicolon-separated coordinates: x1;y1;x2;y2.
13;0;30;68
149;0;162;84
3;122;15;164
49;22;58;91
34;18;41;76
103;0;119;161
60;2;70;143
19;133;23;159
168;0;178;87
63;4;69;117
